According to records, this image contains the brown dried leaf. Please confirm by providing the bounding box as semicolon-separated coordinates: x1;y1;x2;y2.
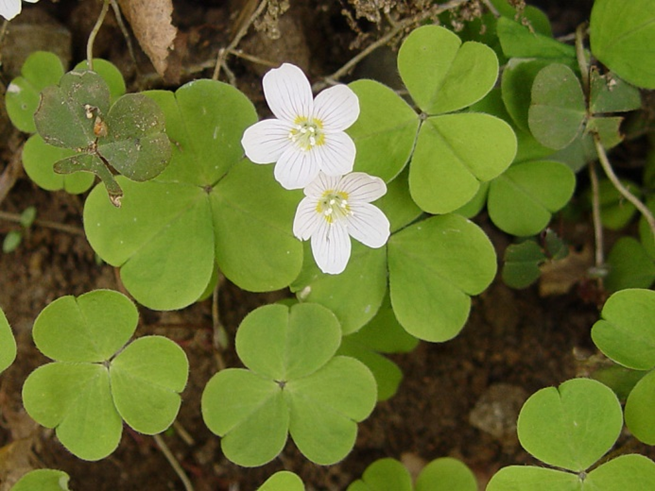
539;245;594;296
117;0;177;78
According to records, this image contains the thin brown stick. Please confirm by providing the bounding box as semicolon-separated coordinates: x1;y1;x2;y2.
153;433;194;491
0;211;85;236
593;134;655;238
213;0;269;81
227;48;277;68
172;421;195;446
313;0;470;90
480;0;500;17
0;142;22;206
87;0;111;70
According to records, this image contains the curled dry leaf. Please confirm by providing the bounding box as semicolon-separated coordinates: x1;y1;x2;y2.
539;244;594;296
118;0;177;78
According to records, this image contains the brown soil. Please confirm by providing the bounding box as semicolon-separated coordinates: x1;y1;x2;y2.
0;1;648;490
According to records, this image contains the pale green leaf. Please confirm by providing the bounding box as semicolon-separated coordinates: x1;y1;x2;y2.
592;288;655;370
388;214;496;342
32;290;138;363
517;378;623;472
110;336;189;434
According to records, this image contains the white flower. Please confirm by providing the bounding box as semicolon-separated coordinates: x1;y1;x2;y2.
293;172;390;275
241;63;360;190
0;0;39;20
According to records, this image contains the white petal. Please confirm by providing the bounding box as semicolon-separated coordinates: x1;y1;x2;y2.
311;221;352;275
241;119;293;164
304;172;341;198
0;0;21;20
313;84;360;132
314;132;355;177
347;203;390;248
24;0;39;3
339;172;387;203
293;197;321;240
274;146;321;190
263;63;313;123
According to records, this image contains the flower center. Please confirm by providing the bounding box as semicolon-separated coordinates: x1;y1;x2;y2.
316;190;351;224
289;117;324;151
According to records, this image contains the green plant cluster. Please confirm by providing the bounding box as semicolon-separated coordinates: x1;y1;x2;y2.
2;0;655;489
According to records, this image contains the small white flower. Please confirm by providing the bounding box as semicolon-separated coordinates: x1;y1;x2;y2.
241;63;360;190
293;172;390;275
0;0;39;21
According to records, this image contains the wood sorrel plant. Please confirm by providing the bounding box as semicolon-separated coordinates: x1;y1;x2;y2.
2;0;655;488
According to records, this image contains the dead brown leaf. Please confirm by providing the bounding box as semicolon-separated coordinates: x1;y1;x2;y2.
539;244;594;296
117;0;177;79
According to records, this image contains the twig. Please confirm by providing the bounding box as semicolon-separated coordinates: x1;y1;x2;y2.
480;0;500;17
588;161;604;282
172;421;195;446
313;0;470;90
153;433;194;491
0;211;85;236
109;0;139;76
0;19;9;68
87;0;111;70
213;0;269;81
226;48;277;68
0;140;23;206
593;134;655;239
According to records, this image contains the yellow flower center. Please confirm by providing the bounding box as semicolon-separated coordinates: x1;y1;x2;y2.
289;117;325;151
316;190;351;224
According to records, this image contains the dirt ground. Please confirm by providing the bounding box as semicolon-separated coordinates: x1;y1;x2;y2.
0;1;650;490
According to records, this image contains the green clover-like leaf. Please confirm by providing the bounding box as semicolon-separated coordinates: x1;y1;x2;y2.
415;457;477;491
6;51;65;133
409;112;516;214
625;371;655;445
84;80;302;310
348;79;419;182
347;458;412;491
258;471;305;491
22;135;95;193
0;308;17;374
496;16;577;60
517;378;623;472
398;25;498;114
488;160;575;236
592;288;655;370
590;0;655;89
110;336;189;434
339;294;418;401
388;214;497;342
34;70;171;204
22;290;189;461
528;64;586;150
11;469;71;491
201;303;377;467
605;237;655;292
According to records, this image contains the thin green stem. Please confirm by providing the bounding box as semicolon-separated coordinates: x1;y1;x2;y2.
574;23;590;97
86;0;111;70
153;433;194;491
588;161;605;281
109;0;139;75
